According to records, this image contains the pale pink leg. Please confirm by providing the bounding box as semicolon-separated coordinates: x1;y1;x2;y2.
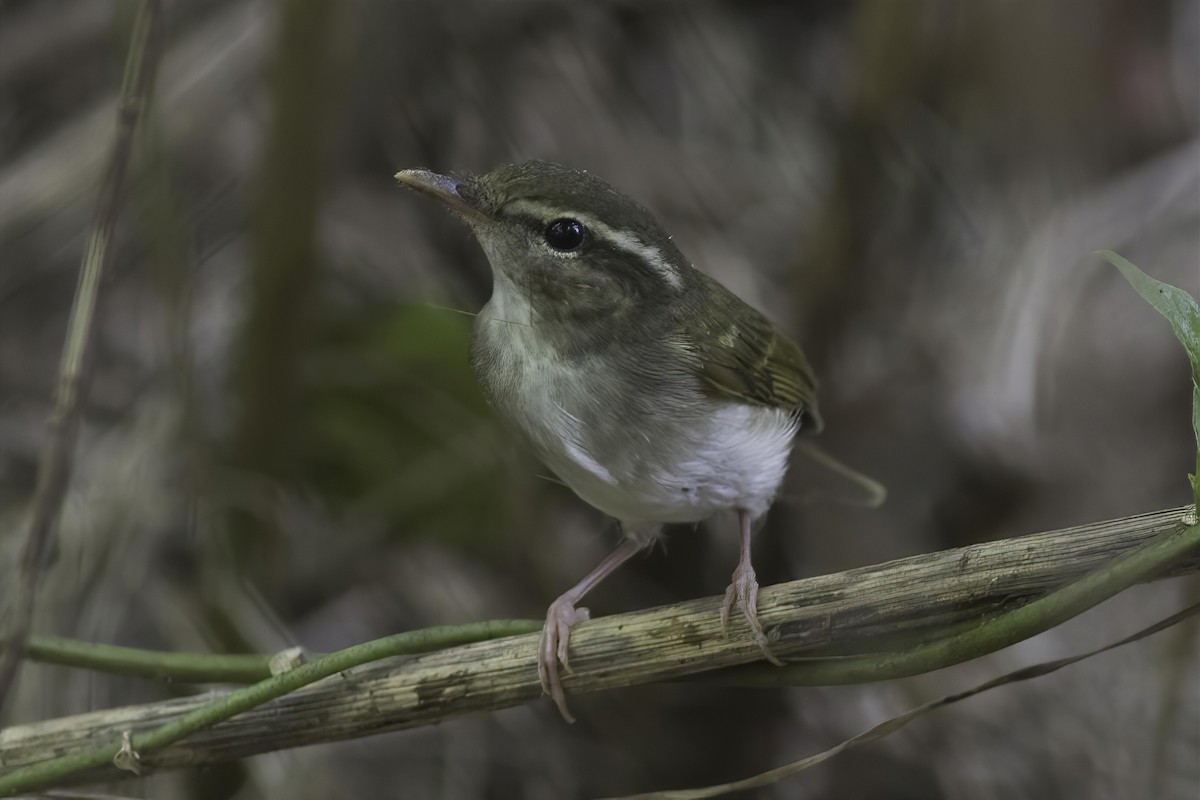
539;537;646;722
719;509;784;666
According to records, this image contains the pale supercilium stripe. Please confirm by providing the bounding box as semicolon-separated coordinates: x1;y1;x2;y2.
507;198;684;289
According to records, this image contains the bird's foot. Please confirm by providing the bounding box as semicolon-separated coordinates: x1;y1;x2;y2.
720;561;784;666
538;595;590;723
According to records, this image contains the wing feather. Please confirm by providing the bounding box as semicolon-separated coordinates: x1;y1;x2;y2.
677;279;822;433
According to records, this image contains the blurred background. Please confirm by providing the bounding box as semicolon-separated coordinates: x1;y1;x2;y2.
2;1;1198;798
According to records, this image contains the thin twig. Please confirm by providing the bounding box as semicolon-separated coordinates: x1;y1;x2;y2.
0;0;165;710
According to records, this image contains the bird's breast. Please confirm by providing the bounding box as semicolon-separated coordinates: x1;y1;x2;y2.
471;289;797;525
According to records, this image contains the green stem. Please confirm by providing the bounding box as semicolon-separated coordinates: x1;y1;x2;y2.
712;521;1200;686
25;636;274;684
0;620;541;796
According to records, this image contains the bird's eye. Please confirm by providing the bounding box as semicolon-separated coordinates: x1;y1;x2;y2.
544;218;586;252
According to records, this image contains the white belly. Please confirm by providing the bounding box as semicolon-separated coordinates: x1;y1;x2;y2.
473;273;797;529
540;400;797;526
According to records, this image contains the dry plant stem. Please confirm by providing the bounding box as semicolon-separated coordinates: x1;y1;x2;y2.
0;621;541;795
714;518;1200;686
0;0;164;710
0;507;1194;794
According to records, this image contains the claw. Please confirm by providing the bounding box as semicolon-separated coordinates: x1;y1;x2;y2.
533;538;647;723
722;509;785;666
720;584;734;637
721;559;784;665
538;597;587;722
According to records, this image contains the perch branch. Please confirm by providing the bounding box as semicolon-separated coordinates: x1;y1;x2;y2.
0;507;1195;794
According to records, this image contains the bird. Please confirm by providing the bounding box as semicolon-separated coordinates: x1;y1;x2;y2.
395;160;821;721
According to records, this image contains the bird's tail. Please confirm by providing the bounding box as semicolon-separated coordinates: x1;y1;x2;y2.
784;440;887;508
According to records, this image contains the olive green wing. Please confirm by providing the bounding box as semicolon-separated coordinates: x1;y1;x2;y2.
677;285;823;433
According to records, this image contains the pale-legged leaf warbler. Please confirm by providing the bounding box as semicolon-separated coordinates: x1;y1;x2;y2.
395;161;821;722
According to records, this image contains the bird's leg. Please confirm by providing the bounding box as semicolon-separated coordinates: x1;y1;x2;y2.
540;537;646;723
720;509;785;666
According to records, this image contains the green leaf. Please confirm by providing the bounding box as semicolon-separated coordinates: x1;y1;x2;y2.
1097;250;1200;379
1193;380;1200;500
1098;250;1200;509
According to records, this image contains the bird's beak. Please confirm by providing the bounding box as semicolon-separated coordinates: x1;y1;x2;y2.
394;169;492;224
